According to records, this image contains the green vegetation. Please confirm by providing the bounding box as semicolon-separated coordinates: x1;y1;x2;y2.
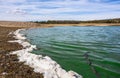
33;18;120;24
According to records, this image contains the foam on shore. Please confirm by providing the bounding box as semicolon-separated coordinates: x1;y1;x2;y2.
9;29;82;78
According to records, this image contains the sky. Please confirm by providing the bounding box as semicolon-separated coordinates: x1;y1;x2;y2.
0;0;120;21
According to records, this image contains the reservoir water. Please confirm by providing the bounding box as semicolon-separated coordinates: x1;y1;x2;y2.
23;26;120;78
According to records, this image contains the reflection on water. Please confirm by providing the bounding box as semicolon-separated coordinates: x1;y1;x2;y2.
23;26;120;78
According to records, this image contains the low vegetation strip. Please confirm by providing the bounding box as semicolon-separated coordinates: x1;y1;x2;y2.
34;18;120;24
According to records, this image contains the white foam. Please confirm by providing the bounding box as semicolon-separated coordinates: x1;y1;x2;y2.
9;29;83;78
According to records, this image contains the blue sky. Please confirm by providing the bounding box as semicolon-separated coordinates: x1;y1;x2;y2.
0;0;120;21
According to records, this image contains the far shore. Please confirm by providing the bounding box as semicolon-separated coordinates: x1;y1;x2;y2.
0;21;120;28
37;23;120;28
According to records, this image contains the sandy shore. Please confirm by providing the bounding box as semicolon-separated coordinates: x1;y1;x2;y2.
37;23;120;28
0;26;43;78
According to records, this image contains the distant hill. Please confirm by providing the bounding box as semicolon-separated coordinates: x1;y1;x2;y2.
34;18;120;24
0;21;37;27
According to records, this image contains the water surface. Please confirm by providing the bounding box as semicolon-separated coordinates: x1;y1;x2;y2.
23;26;120;78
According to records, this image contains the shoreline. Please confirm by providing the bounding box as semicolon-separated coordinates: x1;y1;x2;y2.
0;26;82;78
0;22;120;78
9;27;82;78
0;26;43;78
37;23;120;28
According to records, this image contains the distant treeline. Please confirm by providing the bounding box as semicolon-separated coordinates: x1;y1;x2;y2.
83;18;120;23
34;20;81;24
33;18;120;24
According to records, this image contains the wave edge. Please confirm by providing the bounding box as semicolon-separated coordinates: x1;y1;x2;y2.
8;29;82;78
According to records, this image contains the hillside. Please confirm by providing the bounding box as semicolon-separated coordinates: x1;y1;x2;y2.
0;21;37;27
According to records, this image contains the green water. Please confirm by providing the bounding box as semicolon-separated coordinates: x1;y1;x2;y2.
23;26;120;78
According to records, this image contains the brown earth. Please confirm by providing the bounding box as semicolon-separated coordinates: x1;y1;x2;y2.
0;26;43;78
0;21;38;27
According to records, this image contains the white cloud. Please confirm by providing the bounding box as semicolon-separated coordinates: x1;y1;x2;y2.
0;0;120;21
0;0;26;3
7;8;27;15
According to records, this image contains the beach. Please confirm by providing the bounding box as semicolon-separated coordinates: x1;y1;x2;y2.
37;23;120;27
0;26;43;78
